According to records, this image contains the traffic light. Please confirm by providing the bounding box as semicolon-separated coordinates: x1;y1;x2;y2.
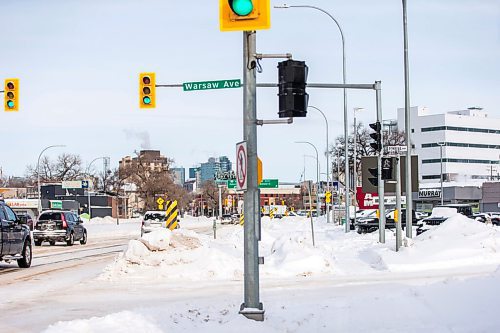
381;157;395;180
4;78;19;112
278;60;308;118
139;73;156;109
219;0;271;31
368;167;378;187
369;121;382;152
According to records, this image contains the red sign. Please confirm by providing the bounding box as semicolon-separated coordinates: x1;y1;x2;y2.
356;186;379;209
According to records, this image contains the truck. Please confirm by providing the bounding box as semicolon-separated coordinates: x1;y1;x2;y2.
0;198;32;268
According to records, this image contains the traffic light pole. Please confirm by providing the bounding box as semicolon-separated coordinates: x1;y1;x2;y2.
375;81;386;244
239;30;264;322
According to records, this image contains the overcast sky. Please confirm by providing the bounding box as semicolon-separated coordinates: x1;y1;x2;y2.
1;0;498;182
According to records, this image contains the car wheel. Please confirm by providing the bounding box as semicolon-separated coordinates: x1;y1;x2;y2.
49;240;56;246
34;240;42;246
80;231;87;245
17;240;32;268
66;233;75;246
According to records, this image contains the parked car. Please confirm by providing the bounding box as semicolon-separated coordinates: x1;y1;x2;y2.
221;214;233;225
33;210;87;246
417;204;473;235
486;212;500;226
0;199;32;267
355;209;417;234
350;209;377;230
415;211;429;220
141;211;166;236
474;212;500;226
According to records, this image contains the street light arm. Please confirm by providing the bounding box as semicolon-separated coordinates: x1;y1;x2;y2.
86;156;109;175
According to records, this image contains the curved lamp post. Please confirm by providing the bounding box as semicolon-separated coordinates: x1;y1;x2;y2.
308;105;330;223
37;145;66;213
276;4;350;232
86;156;109;219
295;141;320;219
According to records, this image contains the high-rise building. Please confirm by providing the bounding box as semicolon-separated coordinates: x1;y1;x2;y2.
172;167;185;186
198;156;233;185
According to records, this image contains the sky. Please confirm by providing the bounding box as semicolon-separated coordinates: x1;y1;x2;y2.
2;214;500;331
1;0;499;182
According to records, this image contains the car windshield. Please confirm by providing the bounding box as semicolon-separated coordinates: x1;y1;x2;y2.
39;212;62;221
144;213;165;221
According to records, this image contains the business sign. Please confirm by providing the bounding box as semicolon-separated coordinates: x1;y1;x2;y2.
356;187;407;209
62;180;93;189
4;199;38;209
418;188;442;198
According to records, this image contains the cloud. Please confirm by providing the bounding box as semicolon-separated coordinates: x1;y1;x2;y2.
123;130;151;150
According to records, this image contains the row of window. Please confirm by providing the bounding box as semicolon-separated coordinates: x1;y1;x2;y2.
421;126;500;134
422;158;500;164
422;142;500;149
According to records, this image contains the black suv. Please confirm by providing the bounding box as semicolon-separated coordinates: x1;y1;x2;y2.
0;199;32;267
417;204;474;234
355;209;418;234
34;210;87;246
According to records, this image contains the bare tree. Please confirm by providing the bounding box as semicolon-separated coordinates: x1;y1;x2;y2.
25;153;84;183
199;180;228;217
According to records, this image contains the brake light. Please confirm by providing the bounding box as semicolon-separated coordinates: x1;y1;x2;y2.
141;219;145;226
61;214;68;229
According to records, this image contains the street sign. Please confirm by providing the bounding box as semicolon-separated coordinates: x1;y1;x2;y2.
259;179;278;188
156;197;165;210
386;145;407;155
62;180;93;189
236;141;247;191
50;200;63;209
183;79;241;92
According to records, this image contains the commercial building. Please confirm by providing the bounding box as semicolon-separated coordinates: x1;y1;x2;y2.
398;106;500;183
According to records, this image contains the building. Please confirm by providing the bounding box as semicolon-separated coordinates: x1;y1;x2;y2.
172;167;185;186
119;150;170;172
398;106;500;183
198;156;233;185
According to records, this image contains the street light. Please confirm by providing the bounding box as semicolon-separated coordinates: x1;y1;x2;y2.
37;145;66;213
295;141;320;219
308;105;330;223
275;4;350;232
352;107;364;227
437;142;445;205
86;156;109;219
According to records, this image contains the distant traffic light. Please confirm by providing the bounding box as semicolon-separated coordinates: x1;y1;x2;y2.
369;121;382;152
277;60;308;118
139;73;156;109
219;0;271;31
4;78;19;112
368;167;378;187
381;157;395;181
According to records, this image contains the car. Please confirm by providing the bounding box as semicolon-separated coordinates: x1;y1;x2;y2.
17;213;35;231
0;198;32;268
417;204;474;234
486;212;500;226
286;211;299;217
141;210;179;236
415;211;429;220
350;209;377;230
355;209;417;234
33;210;87;246
221;214;233;225
474;212;500;226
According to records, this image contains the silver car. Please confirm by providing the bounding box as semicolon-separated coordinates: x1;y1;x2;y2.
141;211;166;236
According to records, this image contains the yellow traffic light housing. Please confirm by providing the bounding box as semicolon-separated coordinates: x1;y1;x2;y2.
139;73;156;109
4;78;19;112
220;0;271;32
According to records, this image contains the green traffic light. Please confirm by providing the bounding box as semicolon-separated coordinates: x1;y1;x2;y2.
7;100;15;108
230;0;253;16
143;96;151;105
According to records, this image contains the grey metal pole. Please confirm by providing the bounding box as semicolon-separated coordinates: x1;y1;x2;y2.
395;156;402;251
375;82;385;243
438;143;444;205
307;181;316;247
402;0;413;239
240;31;263;320
308;106;330;223
218;185;223;219
296;141;320;220
37;145;65;214
275;4;349;232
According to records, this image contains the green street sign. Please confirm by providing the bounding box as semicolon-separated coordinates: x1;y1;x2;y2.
216;179;237;189
183;79;241;91
259;179;278;188
224;179;277;189
50;200;63;209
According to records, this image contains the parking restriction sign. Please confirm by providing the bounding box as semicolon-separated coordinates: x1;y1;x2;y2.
236;141;247;191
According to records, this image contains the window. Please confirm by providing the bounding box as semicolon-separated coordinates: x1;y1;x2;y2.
421;125;500;134
4;206;17;222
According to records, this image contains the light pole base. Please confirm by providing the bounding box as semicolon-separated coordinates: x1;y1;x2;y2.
239;303;265;321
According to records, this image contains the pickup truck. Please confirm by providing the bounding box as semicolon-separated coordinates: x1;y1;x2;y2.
0;199;32;267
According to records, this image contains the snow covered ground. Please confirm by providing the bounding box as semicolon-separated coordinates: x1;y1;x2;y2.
25;214;500;332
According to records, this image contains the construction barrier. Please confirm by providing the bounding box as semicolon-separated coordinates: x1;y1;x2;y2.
165;200;179;230
239;210;244;226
